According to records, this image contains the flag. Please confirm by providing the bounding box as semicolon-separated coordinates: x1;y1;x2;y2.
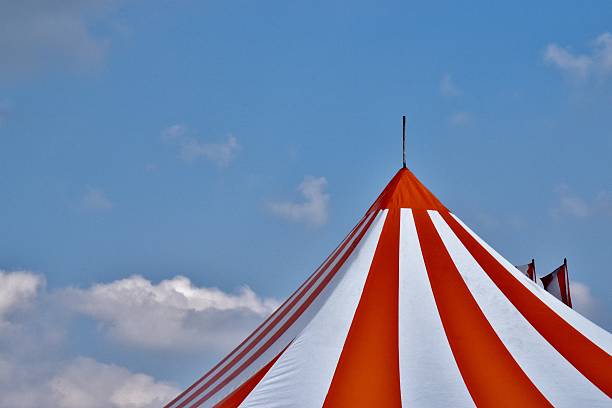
515;259;536;282
540;258;572;308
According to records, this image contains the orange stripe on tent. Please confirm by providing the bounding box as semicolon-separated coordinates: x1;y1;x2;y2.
441;211;612;397
213;344;289;408
188;210;381;407
323;209;402;408
413;210;551;407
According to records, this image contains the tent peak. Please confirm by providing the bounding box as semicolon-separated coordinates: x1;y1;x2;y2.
368;167;447;212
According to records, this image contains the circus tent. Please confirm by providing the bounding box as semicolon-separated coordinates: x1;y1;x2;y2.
165;167;611;408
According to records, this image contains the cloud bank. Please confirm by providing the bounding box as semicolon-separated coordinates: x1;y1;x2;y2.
0;269;279;407
0;356;178;408
63;275;278;350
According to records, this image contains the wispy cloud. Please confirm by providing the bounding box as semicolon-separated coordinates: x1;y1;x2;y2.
571;281;596;316
570;281;610;328
160;124;187;141
550;184;612;219
474;212;527;231
161;124;240;167
551;185;590;218
180;135;240;166
0;1;118;78
268;176;330;227
80;187;113;211
439;73;461;97
144;163;158;172
449;111;471;127
544;32;612;80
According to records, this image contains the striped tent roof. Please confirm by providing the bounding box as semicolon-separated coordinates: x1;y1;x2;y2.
166;168;611;408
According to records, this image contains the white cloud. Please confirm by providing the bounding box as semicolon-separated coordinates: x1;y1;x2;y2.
0;270;43;325
597;32;612;73
180;135;240;166
544;44;592;79
62;275;278;350
439;73;461;97
0;355;179;408
160;124;187;142
544;32;612;80
268;176;330;226
550;185;612;220
81;187;113;211
551;185;590;218
0;270;178;407
49;358;178;408
0;1;119;77
449;111;471;127
161;124;240;167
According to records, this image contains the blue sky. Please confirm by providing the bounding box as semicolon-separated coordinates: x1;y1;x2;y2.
1;1;611;406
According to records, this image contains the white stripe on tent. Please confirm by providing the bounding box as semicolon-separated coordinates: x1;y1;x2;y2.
433;211;609;407
450;213;612;353
240;210;388;408
398;209;474;407
179;211;378;407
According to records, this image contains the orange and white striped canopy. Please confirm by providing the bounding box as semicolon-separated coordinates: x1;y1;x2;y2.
166;168;611;408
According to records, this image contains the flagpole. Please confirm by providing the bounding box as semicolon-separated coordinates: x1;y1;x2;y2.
531;258;536;282
402;115;406;168
564;257;572;308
